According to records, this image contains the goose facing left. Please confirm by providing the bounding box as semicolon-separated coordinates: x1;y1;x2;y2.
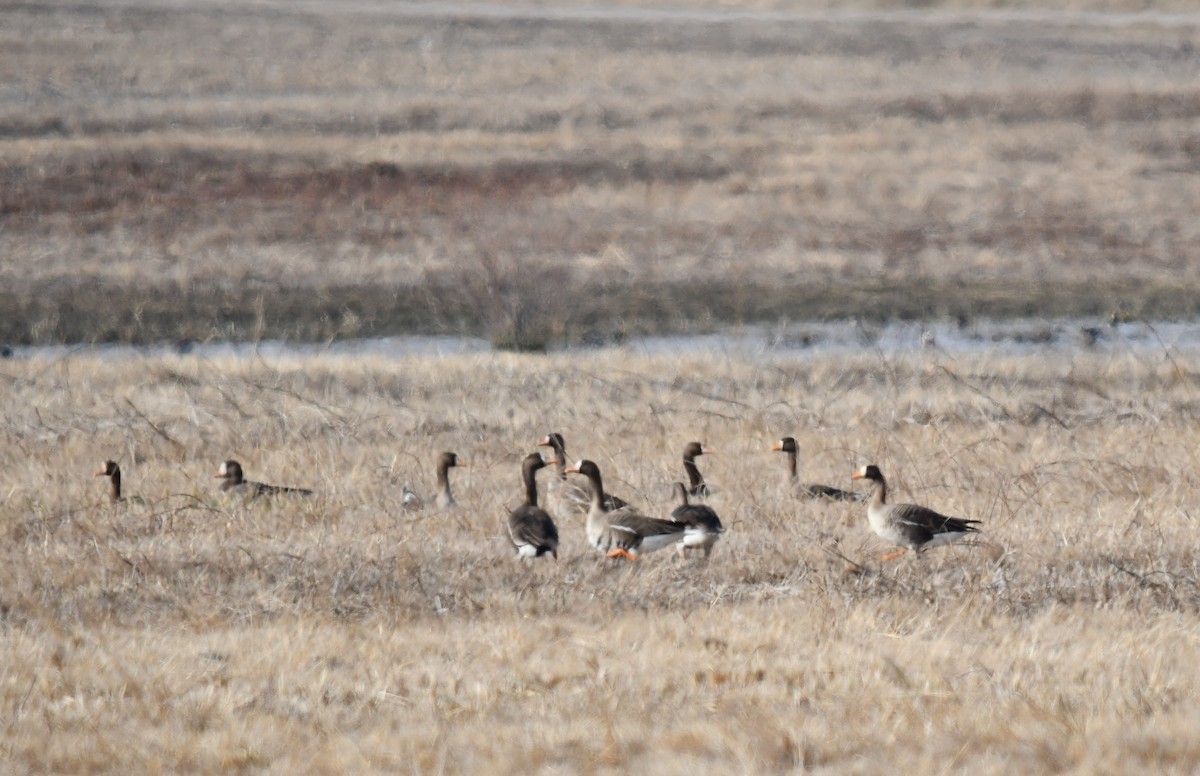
506;452;560;562
94;460;135;503
214;460;313;499
565;459;686;560
851;464;980;560
682;441;716;498
538;432;630;519
771;437;862;501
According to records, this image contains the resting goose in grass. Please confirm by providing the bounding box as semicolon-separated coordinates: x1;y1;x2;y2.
850;464;980;560
401;451;467;511
214;460;313;500
772;437;862;501
564;459;685;560
94;460;144;504
506;452;560;562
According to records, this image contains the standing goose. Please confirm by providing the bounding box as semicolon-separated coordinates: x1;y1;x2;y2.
538;432;629;519
682;442;716;498
506;452;560;562
564;459;685;560
771;437;862;501
670;482;724;559
402;451;467;510
850;465;980;560
214;460;313;499
94;460;143;504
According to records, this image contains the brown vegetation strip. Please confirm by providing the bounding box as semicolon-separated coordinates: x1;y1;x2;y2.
0;154;731;218
3;276;1198;348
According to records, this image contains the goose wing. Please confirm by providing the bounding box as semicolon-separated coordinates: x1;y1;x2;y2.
890;503;980;544
670;503;723;532
251;482;313;499
507;505;560;556
802;483;863;502
608;509;687;553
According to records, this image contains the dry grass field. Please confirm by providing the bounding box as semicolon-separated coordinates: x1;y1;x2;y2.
7;1;1200;345
4;338;1200;773
7;1;1200;772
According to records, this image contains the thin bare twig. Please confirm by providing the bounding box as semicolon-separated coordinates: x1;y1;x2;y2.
122;398;186;454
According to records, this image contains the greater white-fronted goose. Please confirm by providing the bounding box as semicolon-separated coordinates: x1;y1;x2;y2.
670;481;724;559
682;441;715;498
506;452;560;562
401;451;467;510
214;460;313;499
850;464;980;560
538;432;629;520
772;437;863;502
94;460;142;504
564;459;685;560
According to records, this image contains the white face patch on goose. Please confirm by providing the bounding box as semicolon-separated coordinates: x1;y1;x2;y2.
218;462;228;476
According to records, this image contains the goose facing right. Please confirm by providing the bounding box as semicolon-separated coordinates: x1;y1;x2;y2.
564;459;685;560
850;464;980;560
506;452;560;562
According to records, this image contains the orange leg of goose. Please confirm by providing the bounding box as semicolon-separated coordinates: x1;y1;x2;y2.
881;548;908;562
607;548;638;561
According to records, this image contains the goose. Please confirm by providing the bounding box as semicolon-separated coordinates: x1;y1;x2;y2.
564;459;685;560
682;441;715;498
94;460;143;504
506;452;560;562
538;432;629;519
850;465;980;560
401;485;422;511
669;481;724;559
771;437;862;501
214;460;313;499
401;451;467;510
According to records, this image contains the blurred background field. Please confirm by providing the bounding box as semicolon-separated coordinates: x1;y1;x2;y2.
5;1;1200;347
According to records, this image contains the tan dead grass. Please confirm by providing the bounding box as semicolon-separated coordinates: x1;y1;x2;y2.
3;342;1200;772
